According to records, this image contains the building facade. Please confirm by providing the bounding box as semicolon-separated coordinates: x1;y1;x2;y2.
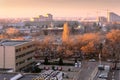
107;12;120;23
31;13;53;22
0;40;36;71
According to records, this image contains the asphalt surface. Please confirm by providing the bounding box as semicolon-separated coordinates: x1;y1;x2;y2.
38;60;119;80
114;70;120;80
94;62;120;80
108;70;120;80
74;61;98;80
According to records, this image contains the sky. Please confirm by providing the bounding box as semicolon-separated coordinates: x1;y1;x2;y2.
0;0;120;18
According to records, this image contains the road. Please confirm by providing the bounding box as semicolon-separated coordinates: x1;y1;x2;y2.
74;61;98;80
94;62;120;80
108;70;120;80
103;62;120;80
114;70;120;80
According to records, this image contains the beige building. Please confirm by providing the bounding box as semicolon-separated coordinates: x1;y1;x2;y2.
0;40;36;72
31;13;53;22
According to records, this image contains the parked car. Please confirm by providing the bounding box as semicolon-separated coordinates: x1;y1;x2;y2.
89;59;96;62
98;65;104;70
98;73;108;79
106;59;112;62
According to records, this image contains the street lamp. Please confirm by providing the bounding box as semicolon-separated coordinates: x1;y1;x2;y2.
98;40;106;65
99;43;103;65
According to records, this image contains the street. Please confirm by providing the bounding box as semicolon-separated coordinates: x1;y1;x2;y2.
108;70;120;80
74;61;98;80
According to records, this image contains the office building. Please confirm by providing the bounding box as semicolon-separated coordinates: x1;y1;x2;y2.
0;40;36;71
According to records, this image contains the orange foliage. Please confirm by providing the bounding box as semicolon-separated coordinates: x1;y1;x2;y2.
0;34;7;39
80;33;101;55
81;41;96;54
43;36;54;45
65;49;73;55
81;33;100;43
6;28;19;35
106;29;120;43
62;22;70;43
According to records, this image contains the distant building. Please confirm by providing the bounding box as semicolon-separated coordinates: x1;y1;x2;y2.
31;13;53;22
8;22;25;27
80;16;107;23
98;16;107;23
107;12;120;23
0;40;36;71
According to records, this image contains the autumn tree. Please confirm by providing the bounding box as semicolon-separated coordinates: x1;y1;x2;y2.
106;29;120;69
35;36;55;59
62;22;70;43
81;33;102;58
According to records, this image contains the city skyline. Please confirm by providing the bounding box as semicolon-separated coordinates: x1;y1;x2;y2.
0;0;120;18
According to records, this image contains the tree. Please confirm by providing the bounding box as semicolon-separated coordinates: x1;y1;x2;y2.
81;33;101;58
44;57;49;65
106;29;120;69
71;26;75;34
58;58;63;65
62;22;70;43
43;30;48;35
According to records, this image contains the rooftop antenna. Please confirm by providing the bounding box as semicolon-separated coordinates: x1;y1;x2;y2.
96;10;100;22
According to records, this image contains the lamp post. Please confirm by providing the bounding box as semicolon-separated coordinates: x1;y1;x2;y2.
98;40;105;65
99;43;103;65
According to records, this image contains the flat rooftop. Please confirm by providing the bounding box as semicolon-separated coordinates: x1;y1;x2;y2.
0;68;13;72
0;73;18;80
0;40;30;46
19;74;40;80
0;73;40;80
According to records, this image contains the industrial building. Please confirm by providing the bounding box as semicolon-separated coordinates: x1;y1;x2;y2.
107;12;120;23
0;40;36;71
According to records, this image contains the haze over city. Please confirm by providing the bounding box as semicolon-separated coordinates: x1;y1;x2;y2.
0;0;120;80
0;0;120;18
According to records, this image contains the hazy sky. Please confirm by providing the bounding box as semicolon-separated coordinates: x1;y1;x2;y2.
0;0;120;18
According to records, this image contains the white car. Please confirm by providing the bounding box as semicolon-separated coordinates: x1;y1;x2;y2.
98;73;108;79
89;59;96;62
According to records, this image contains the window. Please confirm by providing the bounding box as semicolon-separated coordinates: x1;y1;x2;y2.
15;48;21;52
16;63;19;66
23;47;26;50
27;57;32;61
